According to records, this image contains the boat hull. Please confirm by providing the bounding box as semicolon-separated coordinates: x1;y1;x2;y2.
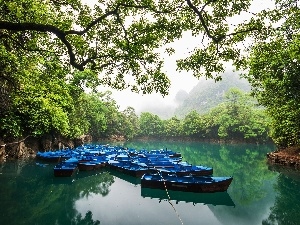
155;168;213;176
141;174;233;193
78;162;96;171
109;163;149;177
54;166;77;177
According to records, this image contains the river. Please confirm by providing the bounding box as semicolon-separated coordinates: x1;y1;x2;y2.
0;141;299;225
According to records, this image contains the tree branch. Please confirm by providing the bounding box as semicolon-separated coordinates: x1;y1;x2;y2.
66;3;170;35
186;0;223;43
0;21;86;70
0;2;170;72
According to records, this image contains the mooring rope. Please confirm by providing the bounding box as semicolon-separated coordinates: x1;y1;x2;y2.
156;168;184;225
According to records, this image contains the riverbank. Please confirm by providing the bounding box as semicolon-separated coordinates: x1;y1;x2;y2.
0;134;92;161
267;146;300;168
1;136;273;159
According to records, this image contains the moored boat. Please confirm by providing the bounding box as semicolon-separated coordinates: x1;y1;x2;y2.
154;164;213;176
141;173;233;193
53;162;78;177
77;162;97;171
108;160;149;177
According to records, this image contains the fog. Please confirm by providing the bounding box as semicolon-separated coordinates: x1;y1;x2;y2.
101;32;201;117
94;0;273;117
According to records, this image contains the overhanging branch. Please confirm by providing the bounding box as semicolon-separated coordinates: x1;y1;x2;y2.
0;3;170;72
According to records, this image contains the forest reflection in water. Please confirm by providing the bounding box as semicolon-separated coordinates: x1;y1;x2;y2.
0;141;300;225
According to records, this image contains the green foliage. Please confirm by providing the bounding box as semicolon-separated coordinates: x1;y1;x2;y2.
120;107;140;139
163;116;182;137
75;93;108;138
136;88;270;143
0;0;271;96
244;1;300;147
0;48;74;137
139;112;164;136
0;0;297;146
206;88;270;141
182;110;205;137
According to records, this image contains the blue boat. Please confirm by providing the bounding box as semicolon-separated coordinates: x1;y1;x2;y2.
53;161;78;177
77;155;108;171
141;173;233;193
154;163;213;176
107;152;213;177
108;160;149;177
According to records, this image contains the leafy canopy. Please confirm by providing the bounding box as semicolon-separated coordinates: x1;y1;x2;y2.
0;0;266;95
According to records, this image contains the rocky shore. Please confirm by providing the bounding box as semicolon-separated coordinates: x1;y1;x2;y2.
0;134;92;160
267;146;300;168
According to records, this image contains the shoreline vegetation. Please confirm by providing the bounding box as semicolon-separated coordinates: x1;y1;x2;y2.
3;134;299;169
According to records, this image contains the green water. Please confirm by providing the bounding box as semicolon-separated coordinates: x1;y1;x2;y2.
1;141;300;225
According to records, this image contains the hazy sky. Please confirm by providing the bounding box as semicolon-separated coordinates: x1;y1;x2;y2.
105;32;201;112
93;0;273;113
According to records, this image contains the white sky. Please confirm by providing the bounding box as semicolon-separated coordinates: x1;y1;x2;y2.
106;32;200;112
93;0;274;113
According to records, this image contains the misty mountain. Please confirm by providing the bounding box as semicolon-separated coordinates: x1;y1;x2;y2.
174;89;189;104
138;103;176;120
174;71;251;118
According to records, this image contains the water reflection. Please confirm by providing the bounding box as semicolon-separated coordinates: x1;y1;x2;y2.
71;211;100;225
263;166;300;225
107;169;140;186
2;141;300;225
0;159;114;225
126;141;277;205
141;187;235;207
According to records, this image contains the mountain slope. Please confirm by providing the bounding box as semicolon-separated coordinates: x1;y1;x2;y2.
174;71;251;118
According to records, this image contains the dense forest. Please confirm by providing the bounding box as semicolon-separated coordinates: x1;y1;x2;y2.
0;0;299;157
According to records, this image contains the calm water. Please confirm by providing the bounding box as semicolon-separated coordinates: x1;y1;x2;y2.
1;141;300;225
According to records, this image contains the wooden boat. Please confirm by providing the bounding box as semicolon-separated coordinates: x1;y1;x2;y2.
154;164;213;176
78;156;108;171
141;173;233;193
108;160;149;177
77;161;107;171
78;162;97;171
53;162;78;177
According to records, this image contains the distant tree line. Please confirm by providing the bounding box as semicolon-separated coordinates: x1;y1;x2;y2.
1;76;270;144
137;88;270;143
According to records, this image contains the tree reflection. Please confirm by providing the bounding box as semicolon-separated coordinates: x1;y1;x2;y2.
263;170;300;225
181;143;276;205
126;141;277;206
71;211;100;225
0;160;114;225
73;171;114;199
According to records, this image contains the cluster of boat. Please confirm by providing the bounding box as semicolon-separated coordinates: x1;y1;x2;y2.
36;144;233;193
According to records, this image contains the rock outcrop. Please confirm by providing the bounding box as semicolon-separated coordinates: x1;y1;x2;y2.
267;146;300;168
0;134;92;160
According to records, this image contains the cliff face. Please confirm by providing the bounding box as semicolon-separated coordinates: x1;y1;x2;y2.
0;134;92;160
